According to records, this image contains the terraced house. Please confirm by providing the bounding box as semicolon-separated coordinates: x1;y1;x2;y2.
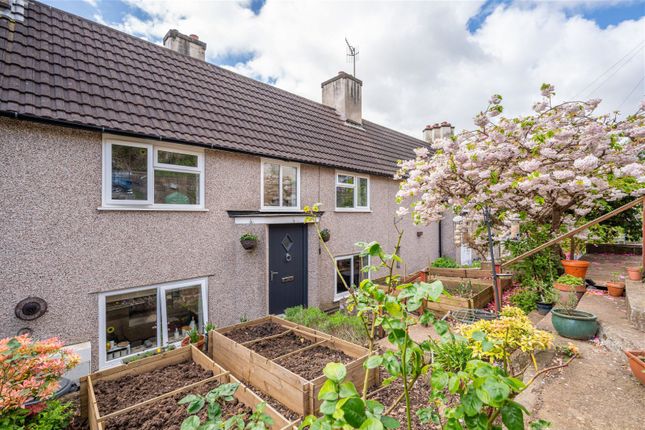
0;0;456;370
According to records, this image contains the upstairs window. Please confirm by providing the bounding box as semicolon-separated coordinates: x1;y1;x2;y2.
335;254;370;301
103;139;204;209
261;159;300;210
335;173;369;210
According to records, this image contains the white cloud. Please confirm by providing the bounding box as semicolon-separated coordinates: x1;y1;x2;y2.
101;0;644;138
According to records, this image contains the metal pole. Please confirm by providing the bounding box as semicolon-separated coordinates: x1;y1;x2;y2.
483;206;501;313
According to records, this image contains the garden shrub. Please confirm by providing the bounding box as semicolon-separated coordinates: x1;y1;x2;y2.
505;223;560;285
430;256;459;268
509;288;539;314
284;306;368;346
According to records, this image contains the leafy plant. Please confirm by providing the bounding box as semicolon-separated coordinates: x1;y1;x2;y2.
179;383;273;430
431;256;459;268
300;363;398;430
26;400;74;430
284;306;369;346
509;288;539;314
554;274;584;287
0;335;79;413
430;335;474;373
505;223;561;285
538;287;558;304
186;328;201;344
240;233;257;241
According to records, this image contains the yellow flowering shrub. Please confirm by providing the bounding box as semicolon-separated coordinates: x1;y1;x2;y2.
459;306;553;363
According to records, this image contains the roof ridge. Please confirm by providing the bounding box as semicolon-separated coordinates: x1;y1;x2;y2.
29;0;425;144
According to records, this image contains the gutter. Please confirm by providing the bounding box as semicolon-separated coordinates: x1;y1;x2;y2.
0;110;398;178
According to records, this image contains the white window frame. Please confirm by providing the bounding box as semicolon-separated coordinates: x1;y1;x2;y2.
334;254;371;302
101;135;205;211
98;277;208;369
260;158;301;211
334;171;370;212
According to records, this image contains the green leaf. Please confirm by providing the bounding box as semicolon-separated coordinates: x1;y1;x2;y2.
380;416;400;429
178;394;201;405
461;390;483;417
433;320;449;336
384;301;403;317
318;379;339;401
529;419;551;430
340;397;367;428
186;398;205;415
180;416;200;430
364;355;384;369
359;417;385;430
478;377;511;407
339;381;360;398
448;375;461;394
206;402;221;420
445;417;464;430
319;400;337;415
431;370;449;390
323;363;347;383
501;402;525;430
471;331;486;342
464;413;488;430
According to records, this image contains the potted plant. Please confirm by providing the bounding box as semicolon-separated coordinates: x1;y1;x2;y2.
536;286;558;315
626;266;642;281
319;228;331;242
624;350;645;385
553;274;586;293
240;233;258;250
181;327;205;349
606;272;626;297
561;259;590;279
551;285;598;340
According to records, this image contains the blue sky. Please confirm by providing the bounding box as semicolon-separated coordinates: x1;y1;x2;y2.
39;0;645;134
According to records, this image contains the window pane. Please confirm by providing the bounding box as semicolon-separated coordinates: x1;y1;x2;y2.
165;286;204;344
358;178;368;207
337;174;354;185
111;144;148;201
263;163;280;206
336;258;352;295
282;166;298;207
336;186;355;208
154;170;199;205
158;150;198;168
105;289;158;361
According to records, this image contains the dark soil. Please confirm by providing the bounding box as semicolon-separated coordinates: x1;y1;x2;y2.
103;381;252;430
248;383;301;421
93;361;212;415
275;345;353;380
368;378;434;430
248;332;313;359
224;322;287;343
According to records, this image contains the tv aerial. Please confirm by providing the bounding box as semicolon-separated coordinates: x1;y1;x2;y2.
345;38;359;77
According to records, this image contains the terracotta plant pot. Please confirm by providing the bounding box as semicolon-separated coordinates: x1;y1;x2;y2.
624;350;645;385
606;281;625;297
181;334;205;350
561;260;590;279
553;282;586;293
626;266;642;281
551;308;598;340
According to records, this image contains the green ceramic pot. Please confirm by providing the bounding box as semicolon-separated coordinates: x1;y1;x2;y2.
551;308;598;340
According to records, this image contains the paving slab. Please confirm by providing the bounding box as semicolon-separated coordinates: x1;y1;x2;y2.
581;253;641;287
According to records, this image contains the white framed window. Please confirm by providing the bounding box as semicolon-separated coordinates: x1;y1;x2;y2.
261;158;300;211
98;278;208;369
335;172;370;211
334;254;370;301
102;136;205;210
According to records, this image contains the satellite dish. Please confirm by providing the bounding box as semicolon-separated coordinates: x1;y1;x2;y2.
15;297;48;321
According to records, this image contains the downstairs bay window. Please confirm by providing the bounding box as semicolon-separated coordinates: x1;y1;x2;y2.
98;278;208;368
102;137;204;210
334;254;370;301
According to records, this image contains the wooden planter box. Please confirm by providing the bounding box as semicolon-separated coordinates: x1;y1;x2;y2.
210;316;378;416
420;277;494;315
426;267;494;278
80;345;294;430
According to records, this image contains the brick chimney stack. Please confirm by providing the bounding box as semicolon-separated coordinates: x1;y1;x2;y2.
423;121;454;144
321;71;362;125
163;29;207;61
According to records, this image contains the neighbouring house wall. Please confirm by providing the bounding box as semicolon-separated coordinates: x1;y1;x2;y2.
0;117;453;369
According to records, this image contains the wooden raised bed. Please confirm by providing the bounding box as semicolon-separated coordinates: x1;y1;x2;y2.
210;316;378;416
422;277;494;314
80;345;294;430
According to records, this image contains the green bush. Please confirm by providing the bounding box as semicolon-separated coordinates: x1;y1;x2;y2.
430;256;459;268
509;288;539;314
430;337;473;373
0;401;74;430
555;274;584;287
284;306;368;346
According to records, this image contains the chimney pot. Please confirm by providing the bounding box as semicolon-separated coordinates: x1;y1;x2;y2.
163;29;207;61
321;71;362;125
423;120;454;144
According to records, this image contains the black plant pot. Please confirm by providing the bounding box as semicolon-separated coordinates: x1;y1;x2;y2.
240;239;257;250
536;302;554;315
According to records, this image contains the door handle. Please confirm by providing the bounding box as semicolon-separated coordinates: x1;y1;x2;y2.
270;271;279;281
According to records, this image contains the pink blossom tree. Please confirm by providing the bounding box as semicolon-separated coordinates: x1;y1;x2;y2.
396;85;645;256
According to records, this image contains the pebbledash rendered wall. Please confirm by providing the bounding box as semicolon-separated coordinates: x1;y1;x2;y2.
0;117;452;369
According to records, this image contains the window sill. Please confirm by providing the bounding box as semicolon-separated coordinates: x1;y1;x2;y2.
97;206;209;212
259;207;302;212
334;208;372;213
333;292;350;302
